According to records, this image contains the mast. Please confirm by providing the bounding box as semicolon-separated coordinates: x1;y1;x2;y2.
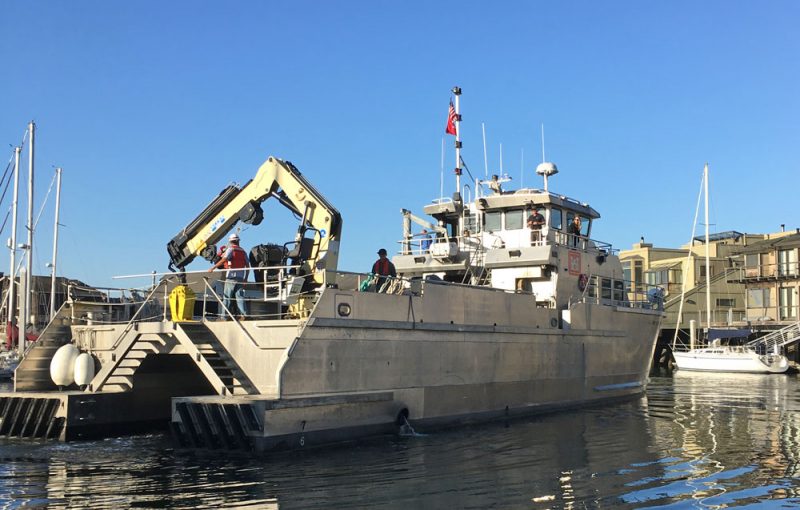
535;124;558;192
49;167;62;321
704;163;711;329
453;86;462;195
23;121;35;344
7;146;21;344
671;169;705;351
482;122;488;179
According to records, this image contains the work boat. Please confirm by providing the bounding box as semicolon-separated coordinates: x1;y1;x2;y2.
0;91;662;452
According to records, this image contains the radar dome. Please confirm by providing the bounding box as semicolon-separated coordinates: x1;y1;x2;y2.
535;162;559;176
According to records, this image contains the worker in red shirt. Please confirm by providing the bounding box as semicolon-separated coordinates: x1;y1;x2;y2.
209;233;249;318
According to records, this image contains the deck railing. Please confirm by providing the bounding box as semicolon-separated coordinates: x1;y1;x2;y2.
579;274;664;312
396;229;616;258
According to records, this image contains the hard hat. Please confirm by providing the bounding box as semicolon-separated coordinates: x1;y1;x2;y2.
229;233;240;242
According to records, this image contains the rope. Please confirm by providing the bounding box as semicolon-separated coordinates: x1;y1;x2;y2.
32;170;58;230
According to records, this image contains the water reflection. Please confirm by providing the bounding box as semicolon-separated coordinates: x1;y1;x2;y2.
2;375;800;508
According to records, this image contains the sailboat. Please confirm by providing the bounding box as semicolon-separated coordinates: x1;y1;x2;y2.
671;164;789;374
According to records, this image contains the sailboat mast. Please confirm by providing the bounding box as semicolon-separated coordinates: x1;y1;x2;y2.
704;163;711;329
49;167;62;321
23;121;35;345
7;147;21;339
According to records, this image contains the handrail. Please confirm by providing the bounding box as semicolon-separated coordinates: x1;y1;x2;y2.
21;301;70;357
732;261;800;280
577;273;664;311
201;277;260;347
663;267;738;308
108;279;168;350
746;321;800;353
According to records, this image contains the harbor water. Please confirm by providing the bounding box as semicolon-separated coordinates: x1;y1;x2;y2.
1;372;799;509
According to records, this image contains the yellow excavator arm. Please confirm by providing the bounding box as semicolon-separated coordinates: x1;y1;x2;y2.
167;156;342;286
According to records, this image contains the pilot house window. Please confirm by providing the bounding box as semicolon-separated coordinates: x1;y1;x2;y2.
484;211;502;232
550;208;563;230
505;209;524;230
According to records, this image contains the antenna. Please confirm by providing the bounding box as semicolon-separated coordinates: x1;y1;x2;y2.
520;148;524;187
540;123;546;162
535;123;558;192
499;143;503;174
482;122;488;179
440;137;444;201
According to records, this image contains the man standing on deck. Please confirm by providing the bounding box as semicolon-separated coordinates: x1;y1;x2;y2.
527;207;545;245
419;229;433;252
209;233;249;318
372;248;397;292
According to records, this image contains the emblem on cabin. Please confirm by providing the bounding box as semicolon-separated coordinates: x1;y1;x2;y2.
568;251;581;276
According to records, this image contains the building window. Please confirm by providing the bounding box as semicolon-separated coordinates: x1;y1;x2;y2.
779;286;797;319
747;288;770;308
744;253;761;277
744;253;759;268
645;269;669;286
671;269;683;287
716;298;735;308
505;209;524;230
778;249;798;277
622;262;632;291
634;260;643;292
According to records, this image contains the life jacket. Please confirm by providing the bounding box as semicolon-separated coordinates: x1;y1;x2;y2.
224;245;248;269
373;258;393;276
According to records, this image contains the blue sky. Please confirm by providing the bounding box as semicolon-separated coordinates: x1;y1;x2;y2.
1;1;798;288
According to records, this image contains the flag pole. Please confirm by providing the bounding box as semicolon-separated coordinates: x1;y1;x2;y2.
453;86;462;196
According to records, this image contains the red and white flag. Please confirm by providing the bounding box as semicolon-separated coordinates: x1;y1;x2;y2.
445;101;457;135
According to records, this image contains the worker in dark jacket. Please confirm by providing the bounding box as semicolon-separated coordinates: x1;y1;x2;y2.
371;248;397;292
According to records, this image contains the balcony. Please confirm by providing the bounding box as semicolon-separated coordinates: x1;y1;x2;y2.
731;261;800;283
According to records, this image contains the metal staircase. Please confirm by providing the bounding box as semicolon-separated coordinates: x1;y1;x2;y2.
90;322;259;396
746;321;800;354
14;303;74;391
89;330;170;392
173;323;258;396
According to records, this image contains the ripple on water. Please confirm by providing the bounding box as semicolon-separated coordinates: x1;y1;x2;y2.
2;373;800;508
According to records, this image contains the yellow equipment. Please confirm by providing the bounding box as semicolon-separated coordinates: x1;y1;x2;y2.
166;157;342;289
169;285;196;322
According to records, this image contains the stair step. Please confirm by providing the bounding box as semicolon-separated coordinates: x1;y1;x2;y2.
125;351;151;359
106;375;133;385
112;368;137;376
101;384;131;393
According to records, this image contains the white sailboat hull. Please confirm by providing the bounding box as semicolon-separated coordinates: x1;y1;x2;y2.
673;348;789;374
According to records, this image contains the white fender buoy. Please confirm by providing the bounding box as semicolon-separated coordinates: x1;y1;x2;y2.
73;352;96;387
50;344;79;387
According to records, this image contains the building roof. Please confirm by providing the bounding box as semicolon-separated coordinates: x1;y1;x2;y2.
692;230;744;243
737;232;800;254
